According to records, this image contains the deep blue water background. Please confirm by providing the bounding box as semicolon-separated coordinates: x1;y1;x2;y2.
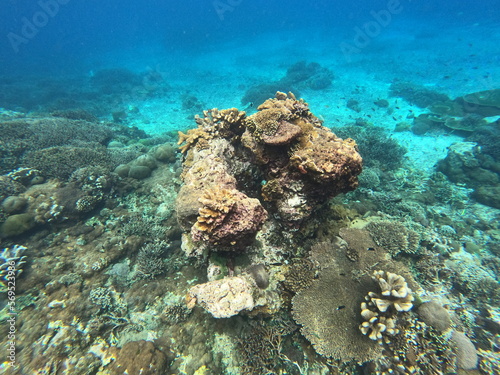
1;0;499;75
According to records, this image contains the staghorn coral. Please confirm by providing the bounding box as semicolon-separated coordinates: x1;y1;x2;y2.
135;240;169;279
359;270;414;344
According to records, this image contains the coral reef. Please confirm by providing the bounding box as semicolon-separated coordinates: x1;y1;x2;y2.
0;245;27;292
191;188;267;246
458;88;500;117
0;116;112;175
176;92;362;255
366;220;420;256
359;270;414;344
243;93;362;224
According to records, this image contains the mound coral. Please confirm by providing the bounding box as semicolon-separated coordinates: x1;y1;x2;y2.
0;245;27;291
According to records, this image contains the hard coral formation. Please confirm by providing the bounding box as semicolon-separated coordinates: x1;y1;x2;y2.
176;92;362;253
291;228;421;364
359;270;414;344
191;188;267;246
243;93;362;223
366;220;420;256
0;245;27;291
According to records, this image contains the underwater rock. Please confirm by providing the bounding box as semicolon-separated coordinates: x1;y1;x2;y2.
187;276;258;318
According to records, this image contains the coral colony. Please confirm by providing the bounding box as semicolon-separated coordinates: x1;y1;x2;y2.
0;85;498;374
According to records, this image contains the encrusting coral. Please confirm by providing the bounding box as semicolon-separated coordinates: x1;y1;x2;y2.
191;188;267;246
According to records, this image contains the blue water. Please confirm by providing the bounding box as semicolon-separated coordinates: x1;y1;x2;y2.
1;0;499;72
1;0;498;131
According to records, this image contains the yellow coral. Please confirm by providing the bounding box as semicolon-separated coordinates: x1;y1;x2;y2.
177;128;209;154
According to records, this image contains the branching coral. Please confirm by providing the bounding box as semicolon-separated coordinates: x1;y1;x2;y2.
359;270;414;344
0;245;27;292
366;220;420;256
